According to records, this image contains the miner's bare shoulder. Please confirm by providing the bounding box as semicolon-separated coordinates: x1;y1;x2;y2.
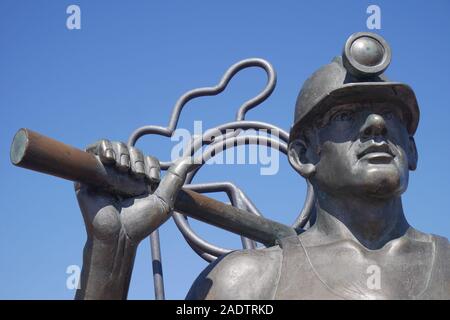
434;234;450;278
429;234;450;298
186;245;282;300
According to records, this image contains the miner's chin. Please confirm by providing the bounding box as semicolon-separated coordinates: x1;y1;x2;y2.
352;162;409;199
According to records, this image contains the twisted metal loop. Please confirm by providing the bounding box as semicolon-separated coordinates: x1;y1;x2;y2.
128;58;276;154
126;58;315;299
174;121;314;261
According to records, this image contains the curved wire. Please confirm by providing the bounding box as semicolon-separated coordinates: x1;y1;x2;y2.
178;182;261;261
128;58;276;152
174;121;313;259
174;182;262;262
126;58;316;299
172;134;288;260
127;58;277;300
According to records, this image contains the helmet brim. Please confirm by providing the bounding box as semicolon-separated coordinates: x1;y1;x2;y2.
290;82;420;141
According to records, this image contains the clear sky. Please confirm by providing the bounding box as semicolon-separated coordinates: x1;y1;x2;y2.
1;0;449;299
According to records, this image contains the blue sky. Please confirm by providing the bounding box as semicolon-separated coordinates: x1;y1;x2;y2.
1;1;449;299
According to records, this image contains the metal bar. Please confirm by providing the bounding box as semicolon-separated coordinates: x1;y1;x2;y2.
11;128;296;247
149;230;165;300
11;128;148;197
175;189;296;247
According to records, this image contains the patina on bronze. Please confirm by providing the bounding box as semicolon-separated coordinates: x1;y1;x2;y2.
11;32;450;300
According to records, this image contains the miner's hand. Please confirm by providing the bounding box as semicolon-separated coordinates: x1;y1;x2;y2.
74;139;192;299
75;139;167;243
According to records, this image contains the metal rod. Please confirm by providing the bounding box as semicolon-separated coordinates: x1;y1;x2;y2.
149;230;165;300
175;189;296;246
10;128;296;247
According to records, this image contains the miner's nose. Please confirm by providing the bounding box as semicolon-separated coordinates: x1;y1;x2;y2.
360;114;388;138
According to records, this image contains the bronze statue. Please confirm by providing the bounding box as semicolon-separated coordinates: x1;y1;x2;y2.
186;32;450;299
10;32;450;299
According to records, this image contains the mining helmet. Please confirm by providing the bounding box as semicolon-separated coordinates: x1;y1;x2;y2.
289;32;420;142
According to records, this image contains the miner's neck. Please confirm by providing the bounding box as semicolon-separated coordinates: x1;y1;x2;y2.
314;190;410;250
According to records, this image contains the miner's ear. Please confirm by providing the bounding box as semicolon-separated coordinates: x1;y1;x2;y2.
408;136;418;171
288;138;316;178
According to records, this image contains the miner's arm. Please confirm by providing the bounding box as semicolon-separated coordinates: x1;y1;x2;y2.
74;143;191;300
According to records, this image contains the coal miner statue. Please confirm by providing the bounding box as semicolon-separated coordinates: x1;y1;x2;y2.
10;32;450;299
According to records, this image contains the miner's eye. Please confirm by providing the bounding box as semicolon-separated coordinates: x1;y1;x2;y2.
332;110;354;122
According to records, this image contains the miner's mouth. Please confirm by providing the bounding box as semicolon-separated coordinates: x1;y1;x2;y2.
357;143;395;163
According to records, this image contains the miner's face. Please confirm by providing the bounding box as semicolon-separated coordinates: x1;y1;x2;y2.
299;102;418;200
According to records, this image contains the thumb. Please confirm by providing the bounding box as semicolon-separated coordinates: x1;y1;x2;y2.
153;156;196;209
120;157;196;242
